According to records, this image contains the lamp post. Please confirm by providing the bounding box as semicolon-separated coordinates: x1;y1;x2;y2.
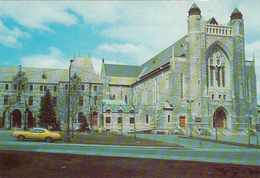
186;99;194;137
67;59;73;138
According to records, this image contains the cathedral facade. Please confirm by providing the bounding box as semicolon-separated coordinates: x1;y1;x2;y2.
101;4;258;135
0;4;258;135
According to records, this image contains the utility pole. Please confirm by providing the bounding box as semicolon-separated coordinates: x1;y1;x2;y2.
67;59;73;140
186;99;194;137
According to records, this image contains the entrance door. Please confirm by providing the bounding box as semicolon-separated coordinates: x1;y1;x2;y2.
213;107;226;127
28;111;34;128
93;112;98;126
12;109;21;128
179;117;185;127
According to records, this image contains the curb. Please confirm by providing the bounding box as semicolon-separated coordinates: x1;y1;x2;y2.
179;136;260;149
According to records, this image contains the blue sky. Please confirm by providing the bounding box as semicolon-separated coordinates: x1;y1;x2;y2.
0;0;260;102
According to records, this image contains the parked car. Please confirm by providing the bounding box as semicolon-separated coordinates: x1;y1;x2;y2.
11;127;61;142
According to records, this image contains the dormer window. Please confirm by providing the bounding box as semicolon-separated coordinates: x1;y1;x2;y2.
106;109;111;113
118;109;123;113
42;71;47;79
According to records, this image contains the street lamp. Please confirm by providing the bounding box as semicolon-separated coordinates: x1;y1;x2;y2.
186;99;194;137
67;59;73;139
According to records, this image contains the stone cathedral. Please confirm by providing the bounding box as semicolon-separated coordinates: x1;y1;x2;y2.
0;4;258;135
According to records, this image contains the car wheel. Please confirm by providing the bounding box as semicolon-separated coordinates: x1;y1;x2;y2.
45;137;52;143
18;135;24;141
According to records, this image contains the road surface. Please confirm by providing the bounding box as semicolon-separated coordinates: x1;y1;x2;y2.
1;131;259;166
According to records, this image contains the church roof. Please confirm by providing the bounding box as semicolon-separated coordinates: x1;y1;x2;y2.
232;8;241;14
207;17;218;25
102;100;138;113
103;64;142;78
191;3;199;9
0;57;100;84
102;35;188;83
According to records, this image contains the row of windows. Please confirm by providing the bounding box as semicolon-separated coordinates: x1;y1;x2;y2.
3;95;89;107
3;84;99;92
105;115;172;124
64;84;98;91
212;94;226;100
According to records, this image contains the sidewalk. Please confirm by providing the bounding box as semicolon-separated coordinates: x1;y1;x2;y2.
181;135;260;149
130;134;260;149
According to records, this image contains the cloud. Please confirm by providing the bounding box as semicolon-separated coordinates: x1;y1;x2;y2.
0;2;78;31
0;20;30;48
96;43;155;65
22;47;68;69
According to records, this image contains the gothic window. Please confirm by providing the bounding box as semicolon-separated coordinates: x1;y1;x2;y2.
54;86;57;92
208;48;227;88
14;84;17;90
29;96;33;106
5;84;8;90
40;85;43;91
30;85;33;91
4;95;8;105
79;96;83;106
168;115;171;123
106;117;111;124
146;114;149;124
222;66;225;87
130;117;135;124
125;95;128;104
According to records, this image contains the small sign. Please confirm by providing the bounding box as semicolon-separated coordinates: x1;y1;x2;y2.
256;124;260;132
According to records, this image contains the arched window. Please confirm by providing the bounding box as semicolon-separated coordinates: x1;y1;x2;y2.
125;95;128;104
146;114;149;124
208;48;227;88
112;94;116;100
79;96;83;106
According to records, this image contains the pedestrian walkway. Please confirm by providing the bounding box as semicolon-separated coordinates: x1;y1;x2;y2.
181;135;260;149
129;134;260;149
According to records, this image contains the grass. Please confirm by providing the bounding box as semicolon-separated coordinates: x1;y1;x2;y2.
59;132;182;147
1;150;260;177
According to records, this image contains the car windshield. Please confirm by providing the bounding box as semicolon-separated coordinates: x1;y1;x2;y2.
29;128;34;132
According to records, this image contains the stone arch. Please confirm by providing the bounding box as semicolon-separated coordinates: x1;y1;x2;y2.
213;107;228;127
206;41;231;61
12;109;22;128
78;112;86;124
206;43;231;89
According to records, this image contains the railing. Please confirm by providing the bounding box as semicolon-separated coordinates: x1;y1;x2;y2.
206;24;232;36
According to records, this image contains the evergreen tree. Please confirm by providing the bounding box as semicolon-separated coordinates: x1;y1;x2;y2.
38;89;59;130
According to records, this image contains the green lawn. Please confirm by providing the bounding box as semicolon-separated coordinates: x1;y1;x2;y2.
59;132;182;147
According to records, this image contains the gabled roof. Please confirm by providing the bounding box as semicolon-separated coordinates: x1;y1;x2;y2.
207;17;218;25
103;64;142;78
102;35;187;82
0;57;100;84
102;101;138;113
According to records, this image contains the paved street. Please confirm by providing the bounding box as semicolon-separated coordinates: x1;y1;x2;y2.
1;131;260;166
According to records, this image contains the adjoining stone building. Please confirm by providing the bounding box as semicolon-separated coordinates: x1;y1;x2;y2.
101;3;258;135
0;4;258;135
0;57;103;131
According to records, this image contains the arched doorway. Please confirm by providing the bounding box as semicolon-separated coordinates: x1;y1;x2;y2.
28;111;34;128
78;112;86;124
12;109;21;128
213;107;227;127
93;112;98;126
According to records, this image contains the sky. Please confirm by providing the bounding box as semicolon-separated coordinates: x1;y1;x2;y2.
0;0;260;102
